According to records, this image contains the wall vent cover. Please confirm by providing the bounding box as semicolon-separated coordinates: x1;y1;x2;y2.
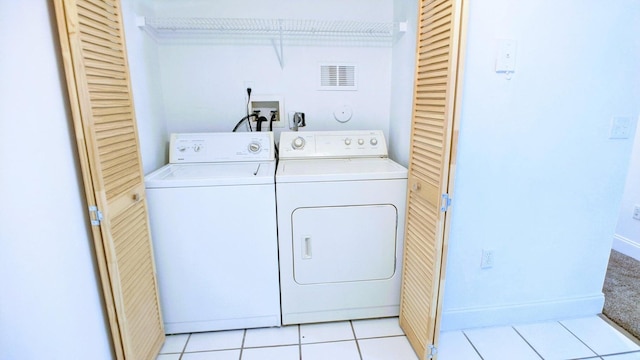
319;64;357;90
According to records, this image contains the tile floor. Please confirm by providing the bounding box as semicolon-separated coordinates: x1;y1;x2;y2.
157;315;640;360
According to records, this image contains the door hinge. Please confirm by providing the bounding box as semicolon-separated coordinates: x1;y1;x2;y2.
89;205;103;226
440;193;452;212
426;344;437;359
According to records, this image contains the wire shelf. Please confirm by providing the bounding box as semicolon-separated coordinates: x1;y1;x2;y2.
138;17;404;68
143;17;396;40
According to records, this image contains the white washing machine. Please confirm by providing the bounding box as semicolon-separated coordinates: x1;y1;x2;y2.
276;130;408;325
145;132;280;334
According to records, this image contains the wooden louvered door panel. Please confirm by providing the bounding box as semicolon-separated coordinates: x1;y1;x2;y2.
399;0;466;358
54;0;165;359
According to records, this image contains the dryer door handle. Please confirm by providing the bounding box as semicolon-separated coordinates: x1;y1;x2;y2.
302;236;312;259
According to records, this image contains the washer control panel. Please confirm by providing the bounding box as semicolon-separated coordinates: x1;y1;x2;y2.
279;130;388;159
169;132;274;163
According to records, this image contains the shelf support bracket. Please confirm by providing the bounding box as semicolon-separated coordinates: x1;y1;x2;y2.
271;19;285;69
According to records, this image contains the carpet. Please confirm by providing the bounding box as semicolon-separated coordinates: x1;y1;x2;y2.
602;249;640;341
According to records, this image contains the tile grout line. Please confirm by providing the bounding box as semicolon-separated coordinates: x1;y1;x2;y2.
350;320;364;360
511;326;544;360
238;329;246;360
598;350;640;358
559;320;602;358
461;330;485;360
178;333;191;360
561;326;640;358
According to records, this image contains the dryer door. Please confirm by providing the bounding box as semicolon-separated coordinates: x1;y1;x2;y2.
292;205;398;285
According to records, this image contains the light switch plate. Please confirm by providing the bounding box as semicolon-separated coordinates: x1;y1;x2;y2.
496;39;517;73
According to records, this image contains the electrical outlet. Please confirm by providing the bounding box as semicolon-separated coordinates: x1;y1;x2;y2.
243;80;254;90
633;205;640;221
609;117;632;139
481;249;494;269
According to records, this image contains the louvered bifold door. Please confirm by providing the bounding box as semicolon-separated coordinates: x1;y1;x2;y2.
399;0;465;358
54;1;165;359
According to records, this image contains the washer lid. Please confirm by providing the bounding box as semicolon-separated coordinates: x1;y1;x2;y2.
276;158;407;183
145;162;276;188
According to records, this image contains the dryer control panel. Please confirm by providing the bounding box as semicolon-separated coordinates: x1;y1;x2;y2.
279;130;388;159
169;132;275;163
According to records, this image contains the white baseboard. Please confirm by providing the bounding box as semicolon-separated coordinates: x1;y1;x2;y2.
440;294;604;331
612;234;640;261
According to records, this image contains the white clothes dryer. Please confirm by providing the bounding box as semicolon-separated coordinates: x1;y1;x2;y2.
276;130;408;325
145;132;280;334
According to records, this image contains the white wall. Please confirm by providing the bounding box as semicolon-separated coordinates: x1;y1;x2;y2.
123;0;168;174
141;0;394;144
0;1;112;359
613;128;640;261
441;0;640;330
388;0;418;167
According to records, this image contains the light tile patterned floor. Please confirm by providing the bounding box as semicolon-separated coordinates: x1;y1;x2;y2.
157;315;640;360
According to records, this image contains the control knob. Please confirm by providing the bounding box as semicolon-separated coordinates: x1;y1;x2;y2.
292;136;305;149
358;138;365;145
344;138;352;146
248;142;261;153
177;145;187;152
370;138;378;146
193;144;202;152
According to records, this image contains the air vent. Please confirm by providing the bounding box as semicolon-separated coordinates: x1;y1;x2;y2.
319;64;357;90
